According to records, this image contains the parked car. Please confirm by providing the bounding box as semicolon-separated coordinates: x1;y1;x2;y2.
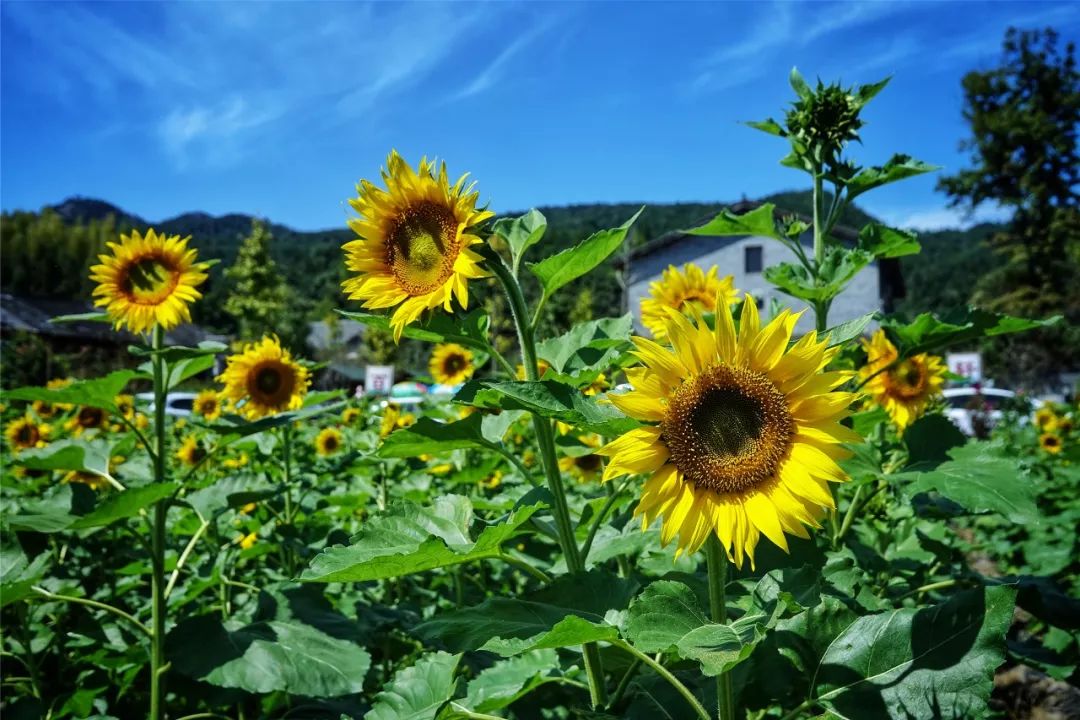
942;387;1019;436
135;391;198;418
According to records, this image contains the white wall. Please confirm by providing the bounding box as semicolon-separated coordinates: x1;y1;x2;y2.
627;234;881;336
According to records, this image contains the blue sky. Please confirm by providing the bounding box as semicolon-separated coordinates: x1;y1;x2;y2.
2;1;1077;232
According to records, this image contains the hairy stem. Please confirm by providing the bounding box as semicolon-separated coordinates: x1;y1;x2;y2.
150;325;169;720
705;535;735;720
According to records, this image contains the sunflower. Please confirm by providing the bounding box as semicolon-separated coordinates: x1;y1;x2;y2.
342;407;362;425
1039;433;1063;454
114;394;136;421
858;330;945;432
175;435;206;466
90;228;210;334
66;406;109;435
219;336;310;420
480;470;503;490
430;343;475;385
315;427;344;456
237;532;258;550
343;151;494;342
63;470;111;491
379;404;415;437
558;435;604;482
34;378;74;418
193;390;222;421
640;264;739;341
6;416;49;451
223;452;249;470
1034;405;1058;432
598;295;858;568
516;359;551;380
583;373;609;397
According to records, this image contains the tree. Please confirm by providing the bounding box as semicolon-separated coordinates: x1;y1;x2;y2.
938;27;1080;387
223;219;308;351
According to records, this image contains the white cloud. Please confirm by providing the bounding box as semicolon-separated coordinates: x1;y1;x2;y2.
452;15;561;101
877;203;1012;231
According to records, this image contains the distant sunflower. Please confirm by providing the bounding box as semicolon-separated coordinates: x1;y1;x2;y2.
193;389;222;422
480;470;503;490
315;427;343;456
342;407;362;425
430;343;475;385
583;373;609;396
175;435;206;466
223;451;249;470
516;359;551;380
343;151;493;342
63;470;110;491
218;337;310;420
5;416;49;451
558;435;604;482
90;228;210;334
1039;433;1063;454
599;295;858;568
67;406;108;435
640;263;739;341
858;330;945;431
378;404;415;437
237;532;258;550
114;394;136;421
1034;406;1058;432
34;378;74;418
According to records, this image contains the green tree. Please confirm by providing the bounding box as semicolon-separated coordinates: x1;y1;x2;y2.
938;27;1080;386
223;219;308;351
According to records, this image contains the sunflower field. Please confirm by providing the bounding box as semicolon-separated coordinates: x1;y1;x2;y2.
3;72;1079;720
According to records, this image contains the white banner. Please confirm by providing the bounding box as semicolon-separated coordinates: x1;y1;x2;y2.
364;365;394;394
946;352;982;382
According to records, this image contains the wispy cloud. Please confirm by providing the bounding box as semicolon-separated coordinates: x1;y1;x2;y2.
451;15;561;101
877;203;1012;231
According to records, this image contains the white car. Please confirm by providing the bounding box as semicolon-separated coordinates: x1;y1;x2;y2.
135;392;198;418
942;387;1018;436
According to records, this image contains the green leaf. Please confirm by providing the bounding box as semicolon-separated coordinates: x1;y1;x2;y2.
528;208;643;298
169;615;370;698
846;154;940;200
14;438;116;478
165;354;215;390
624;580;708;654
683;203;782;240
458;649;559;713
493;209;547;275
482;615;618;657
813;586;1016;719
455;380;640;436
378;414;502;459
417;571;634;654
338;307;492;352
535;315;633;374
881;307;1060;356
301;497;540;582
764;247;872;303
822;313;874;348
790;66;811;99
745;118;786;137
128;341;227;360
6;482;175;533
365;651;460;720
5;370;144;412
903;414;966;466
676;614;770;676
49;311;110;324
858;223;921;259
856;76;891;106
0;543;50;608
899;443;1038;524
69;483;176;530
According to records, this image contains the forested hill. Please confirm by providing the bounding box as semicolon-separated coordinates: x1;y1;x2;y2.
2;192;1003;337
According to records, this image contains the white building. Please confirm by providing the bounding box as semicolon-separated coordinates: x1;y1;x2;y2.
626;202;904;335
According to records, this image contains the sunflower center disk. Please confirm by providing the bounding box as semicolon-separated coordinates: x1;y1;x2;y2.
662;365;795;494
120;255;180;305
890;359;926;398
576;454;603;473
17;426;37;444
388;201;460;296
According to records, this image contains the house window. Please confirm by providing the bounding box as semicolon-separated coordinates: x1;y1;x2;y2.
745;245;763;273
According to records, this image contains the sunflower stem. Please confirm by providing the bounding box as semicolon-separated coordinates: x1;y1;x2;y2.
281;425;297;577
149;325;169;720
486;251;608;709
705;535;735;720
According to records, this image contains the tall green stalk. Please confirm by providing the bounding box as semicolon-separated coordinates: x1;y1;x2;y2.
811;170;829;334
487;257;608;708
705;535;735;720
149;326;169;720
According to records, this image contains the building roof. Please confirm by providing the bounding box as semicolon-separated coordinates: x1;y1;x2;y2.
0;293;227;346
